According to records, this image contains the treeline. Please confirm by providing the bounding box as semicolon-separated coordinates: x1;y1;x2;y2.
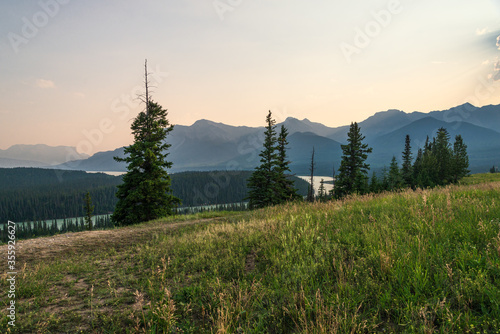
171;171;251;207
176;202;248;215
368;129;469;193
0;215;113;243
171;170;308;207
0;168;121;223
258;121;471;203
0;168;310;223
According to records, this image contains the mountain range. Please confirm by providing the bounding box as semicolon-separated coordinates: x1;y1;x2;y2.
3;103;500;175
0;145;89;167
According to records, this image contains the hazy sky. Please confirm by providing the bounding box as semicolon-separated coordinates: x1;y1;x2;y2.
1;0;500;155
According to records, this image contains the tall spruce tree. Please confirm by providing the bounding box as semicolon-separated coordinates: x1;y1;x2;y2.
307;147;316;202
401;134;413;187
452;134;469;182
412;148;423;186
276;125;300;201
112;61;180;226
84;191;94;230
418;136;438;187
247;113;298;208
388;156;403;190
335;122;372;198
246;111;280;209
434;127;453;185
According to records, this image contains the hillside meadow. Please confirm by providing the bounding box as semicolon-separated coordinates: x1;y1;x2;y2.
2;174;500;333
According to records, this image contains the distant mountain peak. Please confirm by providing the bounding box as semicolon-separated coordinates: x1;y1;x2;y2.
0;144;89;166
372;108;404;116
458;102;476;109
192;119;216;126
5;102;500;174
388;109;405;113
283;116;301;123
6;143;76;150
446;102;478;113
429;103;478;115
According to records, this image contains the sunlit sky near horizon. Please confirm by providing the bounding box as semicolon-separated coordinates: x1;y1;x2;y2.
1;0;500;155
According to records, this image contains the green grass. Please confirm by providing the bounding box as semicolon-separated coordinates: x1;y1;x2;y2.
2;173;500;333
459;172;500;185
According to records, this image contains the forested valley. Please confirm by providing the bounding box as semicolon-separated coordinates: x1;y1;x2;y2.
0;168;119;223
0;168;309;242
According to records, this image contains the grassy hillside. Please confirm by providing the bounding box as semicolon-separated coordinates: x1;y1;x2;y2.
2;174;500;333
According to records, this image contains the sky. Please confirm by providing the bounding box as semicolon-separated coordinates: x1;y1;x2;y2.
1;0;500;155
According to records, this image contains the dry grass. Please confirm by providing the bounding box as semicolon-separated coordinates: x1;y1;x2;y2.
2;175;500;332
0;217;222;265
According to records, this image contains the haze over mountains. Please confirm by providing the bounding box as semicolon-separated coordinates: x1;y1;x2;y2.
3;103;500;175
0;145;88;168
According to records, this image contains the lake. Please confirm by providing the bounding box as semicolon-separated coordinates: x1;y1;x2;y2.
87;171;125;176
297;176;334;195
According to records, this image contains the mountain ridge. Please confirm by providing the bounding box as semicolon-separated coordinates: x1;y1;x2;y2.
368;116;500;171
0;144;89;166
5;103;500;174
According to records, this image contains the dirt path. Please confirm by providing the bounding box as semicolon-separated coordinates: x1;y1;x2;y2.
0;218;220;265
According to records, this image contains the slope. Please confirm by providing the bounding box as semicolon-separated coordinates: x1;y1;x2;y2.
57;147;127;171
2;174;500;332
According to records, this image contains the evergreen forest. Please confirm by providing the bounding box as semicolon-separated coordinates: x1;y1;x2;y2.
0;168;309;239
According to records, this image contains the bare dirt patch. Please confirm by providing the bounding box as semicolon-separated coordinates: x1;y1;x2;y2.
245;250;257;274
0;217;225;332
0;218;219;265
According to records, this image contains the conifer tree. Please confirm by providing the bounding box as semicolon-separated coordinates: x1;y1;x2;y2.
335;122;372;198
452;135;469;182
418;136;438;187
412;148;423;186
369;172;382;193
434;127;453;185
318;178;326;201
412;130;469;187
84;191;94;231
246;111;280;208
388;156;403;190
329;163;336;198
112;61;180;225
307;147;316;202
276;125;300;201
401;134;413;187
